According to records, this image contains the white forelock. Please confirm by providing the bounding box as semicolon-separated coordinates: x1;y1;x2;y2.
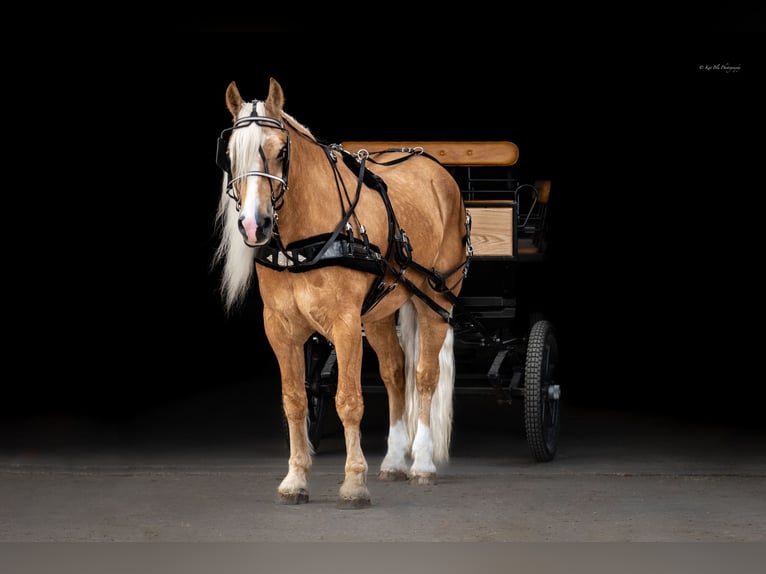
230;102;265;180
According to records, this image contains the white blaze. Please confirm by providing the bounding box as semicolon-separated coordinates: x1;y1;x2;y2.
232;102;266;245
239;175;262;244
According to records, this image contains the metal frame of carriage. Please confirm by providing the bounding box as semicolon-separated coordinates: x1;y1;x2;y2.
299;141;561;463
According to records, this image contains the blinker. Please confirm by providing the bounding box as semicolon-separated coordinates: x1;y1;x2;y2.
216;133;231;175
215;115;288;178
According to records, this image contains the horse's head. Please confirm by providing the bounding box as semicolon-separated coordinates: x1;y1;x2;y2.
217;78;290;246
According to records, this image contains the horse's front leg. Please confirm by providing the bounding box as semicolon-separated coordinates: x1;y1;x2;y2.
264;312;314;504
333;321;371;508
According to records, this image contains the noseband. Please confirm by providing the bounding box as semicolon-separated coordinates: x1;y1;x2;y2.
216;101;291;211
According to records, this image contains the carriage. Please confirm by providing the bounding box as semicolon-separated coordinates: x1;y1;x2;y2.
215;78;560;507
298;140;561;463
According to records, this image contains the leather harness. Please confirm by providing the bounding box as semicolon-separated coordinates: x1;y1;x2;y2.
216;104;473;323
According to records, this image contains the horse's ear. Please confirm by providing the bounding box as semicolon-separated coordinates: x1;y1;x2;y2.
265;77;285;115
225;81;243;120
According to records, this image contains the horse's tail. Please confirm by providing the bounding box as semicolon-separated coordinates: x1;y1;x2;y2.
398;300;455;465
212;178;256;313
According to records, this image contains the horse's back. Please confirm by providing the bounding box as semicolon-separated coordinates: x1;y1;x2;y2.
372;152;466;261
368;150;458;191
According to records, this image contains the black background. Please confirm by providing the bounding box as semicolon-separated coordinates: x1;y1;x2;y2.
7;11;763;434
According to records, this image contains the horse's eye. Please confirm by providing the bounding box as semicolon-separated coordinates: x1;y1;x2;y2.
277;146;286;159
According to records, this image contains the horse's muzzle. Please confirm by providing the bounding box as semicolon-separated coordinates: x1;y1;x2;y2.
238;214;273;246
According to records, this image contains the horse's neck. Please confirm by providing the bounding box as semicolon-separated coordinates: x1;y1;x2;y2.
277;138;345;243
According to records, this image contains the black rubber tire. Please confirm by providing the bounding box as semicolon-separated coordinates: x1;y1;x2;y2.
528;310;545;329
523;319;561;462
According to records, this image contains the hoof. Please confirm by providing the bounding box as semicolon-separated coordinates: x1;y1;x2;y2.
277;490;309;505
379;469;409;482
409;473;437;486
336;495;372;509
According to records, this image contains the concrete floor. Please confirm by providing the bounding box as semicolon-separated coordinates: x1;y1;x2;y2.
2;386;765;543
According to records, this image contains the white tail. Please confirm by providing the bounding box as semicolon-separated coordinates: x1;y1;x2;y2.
398;300;455;464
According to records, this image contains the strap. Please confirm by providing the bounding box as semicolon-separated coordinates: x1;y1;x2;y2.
300;148;367;266
395;272;454;325
365;147;443;168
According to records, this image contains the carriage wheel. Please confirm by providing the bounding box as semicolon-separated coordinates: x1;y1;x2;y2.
281;335;332;452
523;319;561;462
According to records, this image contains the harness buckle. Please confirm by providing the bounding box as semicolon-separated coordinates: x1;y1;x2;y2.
394;229;413;267
359;225;370;250
345;223;355;255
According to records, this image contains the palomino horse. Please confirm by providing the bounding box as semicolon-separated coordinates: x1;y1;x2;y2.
213;78;471;508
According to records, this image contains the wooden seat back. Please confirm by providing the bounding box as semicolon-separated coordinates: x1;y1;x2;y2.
340;141;519;166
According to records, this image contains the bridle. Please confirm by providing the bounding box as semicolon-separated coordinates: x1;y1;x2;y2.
215;100;291;212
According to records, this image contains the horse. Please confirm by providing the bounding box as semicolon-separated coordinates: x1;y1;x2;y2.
213;77;471;508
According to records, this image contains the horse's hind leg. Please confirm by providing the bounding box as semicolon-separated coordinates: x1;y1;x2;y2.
400;300;455;485
364;315;409;481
